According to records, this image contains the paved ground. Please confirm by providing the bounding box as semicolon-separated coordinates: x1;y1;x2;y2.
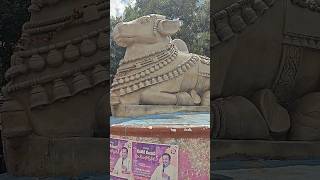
213;159;320;180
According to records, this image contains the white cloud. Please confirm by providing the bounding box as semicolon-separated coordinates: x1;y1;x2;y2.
110;0;136;17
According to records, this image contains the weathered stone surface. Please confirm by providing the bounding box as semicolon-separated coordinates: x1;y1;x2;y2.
251;89;291;140
0;98;32;138
212;96;271;140
212;0;320;141
213;139;320;160
289;92;320;141
110;14;210;117
215;164;320;180
3;136;108;177
0;0;108;176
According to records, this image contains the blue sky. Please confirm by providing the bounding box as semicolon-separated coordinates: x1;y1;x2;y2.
110;0;136;17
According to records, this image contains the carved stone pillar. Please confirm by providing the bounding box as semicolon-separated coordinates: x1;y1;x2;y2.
0;0;108;176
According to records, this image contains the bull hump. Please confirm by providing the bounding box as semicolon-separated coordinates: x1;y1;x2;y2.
172;39;189;53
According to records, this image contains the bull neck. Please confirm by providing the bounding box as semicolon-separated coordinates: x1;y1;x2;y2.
121;42;175;64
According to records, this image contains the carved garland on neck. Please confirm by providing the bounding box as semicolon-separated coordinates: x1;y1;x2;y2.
113;43;178;86
111;55;200;96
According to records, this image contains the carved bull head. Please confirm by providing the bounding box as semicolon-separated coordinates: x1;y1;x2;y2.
112;14;183;47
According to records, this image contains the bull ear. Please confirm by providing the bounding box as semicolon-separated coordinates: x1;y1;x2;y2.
158;19;182;35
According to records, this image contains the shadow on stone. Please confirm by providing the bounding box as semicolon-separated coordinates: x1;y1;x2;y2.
212;174;234;180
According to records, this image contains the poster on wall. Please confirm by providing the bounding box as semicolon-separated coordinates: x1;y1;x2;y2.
132;142;179;180
110;138;133;179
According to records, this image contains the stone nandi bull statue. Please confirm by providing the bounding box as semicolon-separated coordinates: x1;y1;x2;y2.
111;14;210;116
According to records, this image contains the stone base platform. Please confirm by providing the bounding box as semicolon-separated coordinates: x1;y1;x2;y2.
111;112;210;179
213;140;320;160
4;136;108;177
112;105;210;117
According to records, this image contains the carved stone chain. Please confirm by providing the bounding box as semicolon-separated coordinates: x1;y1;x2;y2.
114;43;179;85
120;43;177;64
111;55;201;96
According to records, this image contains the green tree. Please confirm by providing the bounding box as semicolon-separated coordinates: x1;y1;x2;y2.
0;0;30;87
110;0;210;76
110;16;126;76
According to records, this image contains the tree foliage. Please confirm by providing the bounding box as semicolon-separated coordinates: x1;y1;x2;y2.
110;0;210;75
0;0;30;87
